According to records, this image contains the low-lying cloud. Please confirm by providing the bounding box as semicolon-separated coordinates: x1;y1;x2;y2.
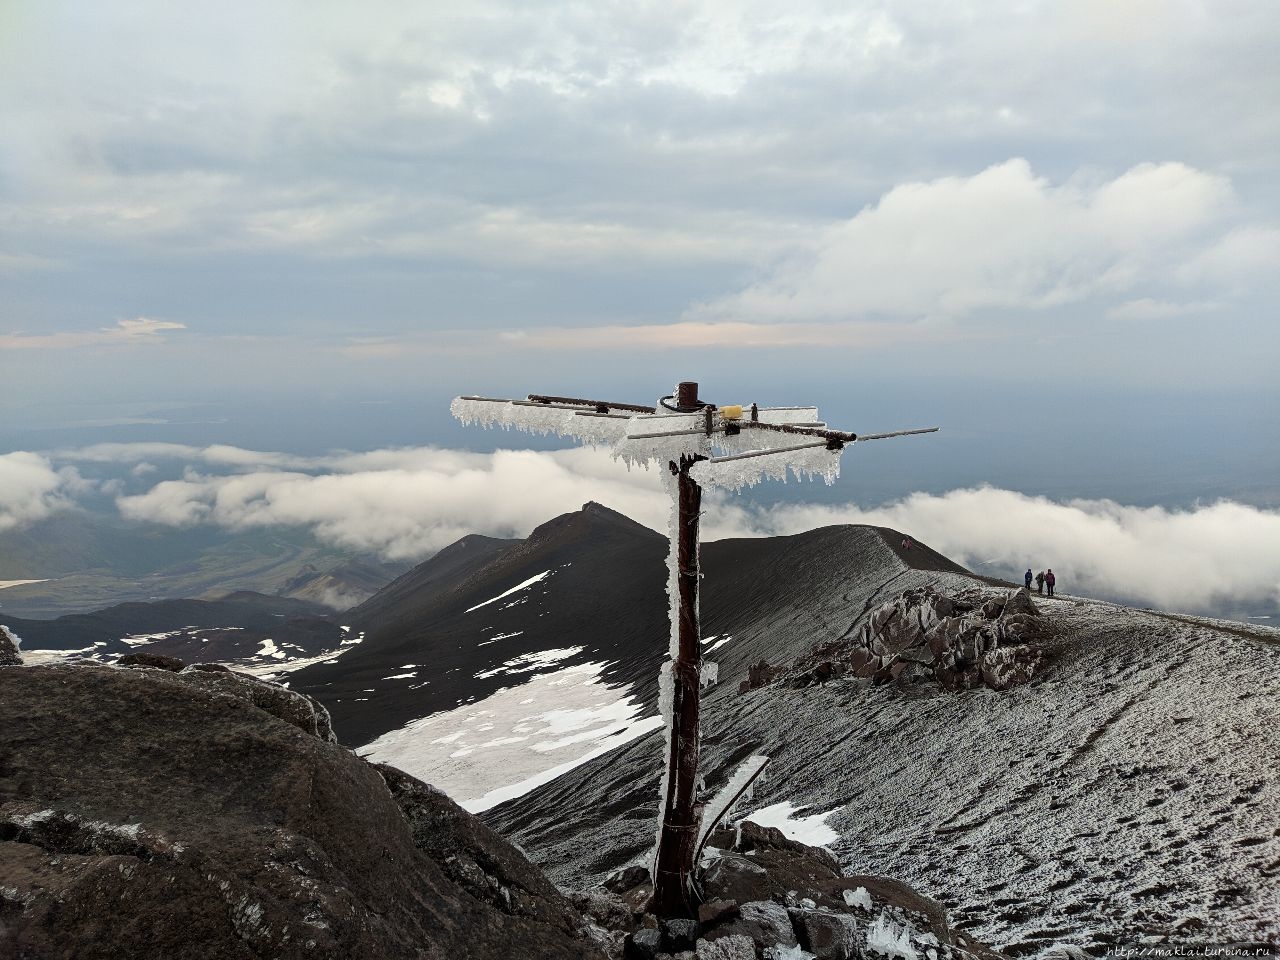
751;491;1280;616
0;452;76;531
20;443;1280;617
0;318;186;351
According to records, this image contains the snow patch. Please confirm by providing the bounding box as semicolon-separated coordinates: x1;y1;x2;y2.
465;571;551;613
744;801;840;846
358;660;661;813
473;646;583;680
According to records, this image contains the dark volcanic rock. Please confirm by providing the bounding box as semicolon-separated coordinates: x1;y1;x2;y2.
0;664;605;960
172;663;339;742
117;651;186;671
375;761;586;933
0;625;20;666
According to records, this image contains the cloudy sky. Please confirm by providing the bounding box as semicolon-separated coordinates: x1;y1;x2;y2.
2;2;1278;610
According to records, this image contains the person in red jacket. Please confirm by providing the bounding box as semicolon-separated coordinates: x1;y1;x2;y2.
1045;569;1056;597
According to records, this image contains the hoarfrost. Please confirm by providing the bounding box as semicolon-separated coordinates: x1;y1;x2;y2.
690;443;841;491
866;913;919;960
696;753;769;853
843;886;874;911
754;406;820;424
652;465;682;874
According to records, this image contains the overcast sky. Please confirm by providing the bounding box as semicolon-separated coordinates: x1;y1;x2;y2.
2;2;1278;503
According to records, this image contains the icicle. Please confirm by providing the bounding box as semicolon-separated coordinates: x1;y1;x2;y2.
711;425;829;457
614;427;712;470
690;444;843;491
451;397;631;446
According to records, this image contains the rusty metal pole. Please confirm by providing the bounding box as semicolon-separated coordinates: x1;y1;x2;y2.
653;451;704;918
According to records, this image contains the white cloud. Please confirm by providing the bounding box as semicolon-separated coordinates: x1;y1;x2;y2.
1104;298;1219;321
0;318;186;351
94;443;1280;615
114;448;668;559
489;319;950;351
0;452;74;531
694;159;1253;322
749;489;1280;614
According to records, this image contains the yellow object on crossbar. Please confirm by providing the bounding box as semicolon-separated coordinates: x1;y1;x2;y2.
719;405;743;420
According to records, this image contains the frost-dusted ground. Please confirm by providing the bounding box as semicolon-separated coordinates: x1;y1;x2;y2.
490;588;1280;952
358;659;662;812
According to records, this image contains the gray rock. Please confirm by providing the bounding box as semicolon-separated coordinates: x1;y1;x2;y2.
627;927;663;959
702;854;772;905
0;625;21;666
0;664;605;960
605;864;653;895
980;645;1043;691
706;900;796;951
696;934;756;960
663;918;700;951
1002;587;1039;618
792;908;859;959
117;652;185;671
174;665;337;741
698;899;740;927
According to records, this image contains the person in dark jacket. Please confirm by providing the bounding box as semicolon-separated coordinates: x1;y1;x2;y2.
1024;568;1033;590
1035;570;1046;594
1045;569;1056;597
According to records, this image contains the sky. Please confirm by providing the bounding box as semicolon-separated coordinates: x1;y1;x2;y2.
2;2;1279;614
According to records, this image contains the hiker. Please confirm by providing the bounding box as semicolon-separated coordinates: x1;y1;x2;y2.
1024;568;1033;590
901;537;912;550
1045;569;1056;597
1035;570;1046;595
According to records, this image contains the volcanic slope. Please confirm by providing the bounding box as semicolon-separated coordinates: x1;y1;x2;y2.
484;532;1280;952
287;504;980;814
289;503;670;748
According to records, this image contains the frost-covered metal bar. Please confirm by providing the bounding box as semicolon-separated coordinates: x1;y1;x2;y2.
856;426;940;441
694;754;771;863
739;420;858;444
526;393;656;413
702;440;830;463
627;426;727;440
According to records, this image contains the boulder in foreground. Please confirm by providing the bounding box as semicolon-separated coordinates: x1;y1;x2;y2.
0;662;606;959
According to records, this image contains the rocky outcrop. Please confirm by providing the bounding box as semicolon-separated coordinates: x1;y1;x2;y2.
585;823;998;960
0;625;20;666
0;663;606;960
736;660;783;694
786;586;1047;692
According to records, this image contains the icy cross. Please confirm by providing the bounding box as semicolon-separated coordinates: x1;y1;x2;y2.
451;381;936;918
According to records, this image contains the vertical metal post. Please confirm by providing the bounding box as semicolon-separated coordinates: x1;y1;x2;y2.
652;453;703;918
